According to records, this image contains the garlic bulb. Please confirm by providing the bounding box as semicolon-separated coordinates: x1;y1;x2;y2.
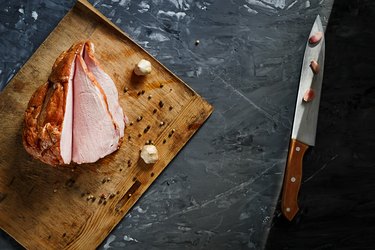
140;145;159;164
134;59;152;76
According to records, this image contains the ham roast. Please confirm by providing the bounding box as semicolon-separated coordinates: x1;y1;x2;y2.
23;41;125;166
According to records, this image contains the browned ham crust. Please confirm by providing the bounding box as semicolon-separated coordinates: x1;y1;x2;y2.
23;43;84;166
22;41;125;166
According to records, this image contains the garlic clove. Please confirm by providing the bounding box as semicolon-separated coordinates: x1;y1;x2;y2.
309;31;323;45
140;145;159;164
310;60;320;74
134;59;152;76
303;88;315;102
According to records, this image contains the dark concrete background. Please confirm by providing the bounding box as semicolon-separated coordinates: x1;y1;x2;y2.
0;0;335;249
266;0;375;249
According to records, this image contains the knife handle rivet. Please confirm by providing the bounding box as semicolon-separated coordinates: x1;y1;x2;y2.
291;177;296;183
286;207;291;212
296;146;301;152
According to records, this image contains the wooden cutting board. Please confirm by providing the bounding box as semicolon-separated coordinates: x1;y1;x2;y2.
0;0;213;249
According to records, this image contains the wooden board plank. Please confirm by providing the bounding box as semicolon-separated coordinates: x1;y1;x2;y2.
0;0;213;249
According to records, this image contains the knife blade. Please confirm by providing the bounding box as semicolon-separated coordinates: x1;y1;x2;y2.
281;15;325;221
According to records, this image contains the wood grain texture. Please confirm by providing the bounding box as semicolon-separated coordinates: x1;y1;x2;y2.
281;139;309;221
0;0;213;249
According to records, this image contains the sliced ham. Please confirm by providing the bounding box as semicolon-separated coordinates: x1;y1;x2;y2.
59;57;75;164
23;42;83;165
72;55;121;164
23;41;125;166
83;42;125;138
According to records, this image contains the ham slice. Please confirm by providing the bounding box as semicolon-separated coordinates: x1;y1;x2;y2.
83;42;125;138
72;55;120;164
23;41;125;166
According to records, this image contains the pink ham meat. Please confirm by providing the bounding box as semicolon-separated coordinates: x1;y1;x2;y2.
23;43;84;165
23;41;125;166
72;55;121;164
83;42;125;138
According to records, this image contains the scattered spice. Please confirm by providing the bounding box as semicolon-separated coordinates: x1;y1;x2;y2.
116;191;120;194
141;90;145;95
151;172;155;177
159;101;164;108
160;84;164;88
163;139;166;144
62;233;66;238
144;125;151;133
168;129;175;138
109;193;115;199
53;189;57;193
148;95;152;100
102;177;111;183
137;91;141;96
160;121;165;126
103;200;107;205
129;121;133;126
138;133;142;137
87;195;95;201
169;106;173;111
153;109;157;114
124;87;128;93
137;116;143;122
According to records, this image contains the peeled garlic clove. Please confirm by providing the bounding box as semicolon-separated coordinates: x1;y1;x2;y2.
309;31;323;44
303;88;315;102
140;145;159;164
134;59;152;76
310;60;320;74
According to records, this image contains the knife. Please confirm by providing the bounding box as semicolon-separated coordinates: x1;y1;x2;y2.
281;15;325;221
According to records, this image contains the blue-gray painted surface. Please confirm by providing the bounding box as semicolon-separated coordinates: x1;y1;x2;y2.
0;0;333;249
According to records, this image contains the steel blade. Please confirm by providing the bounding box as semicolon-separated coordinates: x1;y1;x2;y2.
291;15;325;146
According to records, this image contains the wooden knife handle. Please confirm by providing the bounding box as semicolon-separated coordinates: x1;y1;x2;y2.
281;139;309;221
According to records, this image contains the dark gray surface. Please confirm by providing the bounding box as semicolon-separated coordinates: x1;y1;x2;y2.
267;0;375;249
0;0;333;249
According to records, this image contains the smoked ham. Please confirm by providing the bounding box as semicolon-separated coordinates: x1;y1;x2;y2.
22;41;125;166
